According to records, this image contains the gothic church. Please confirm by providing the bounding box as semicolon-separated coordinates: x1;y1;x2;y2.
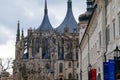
13;0;79;80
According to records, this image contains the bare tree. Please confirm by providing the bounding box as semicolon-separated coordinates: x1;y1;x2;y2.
0;57;12;72
0;58;13;80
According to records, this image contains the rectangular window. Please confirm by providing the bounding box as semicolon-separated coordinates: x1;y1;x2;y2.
106;26;110;45
99;31;101;48
113;22;115;40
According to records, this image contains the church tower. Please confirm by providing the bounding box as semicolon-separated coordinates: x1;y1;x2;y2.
87;0;94;12
78;0;94;42
37;0;53;31
55;0;79;80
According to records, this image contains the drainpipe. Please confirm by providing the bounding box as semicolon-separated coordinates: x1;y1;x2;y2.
87;33;90;66
104;0;108;63
86;33;91;80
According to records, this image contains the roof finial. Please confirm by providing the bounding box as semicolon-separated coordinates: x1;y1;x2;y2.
18;20;20;29
68;0;72;8
44;0;48;15
45;0;47;9
68;0;72;2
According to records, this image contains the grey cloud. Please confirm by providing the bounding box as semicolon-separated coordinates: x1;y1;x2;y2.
0;0;42;30
0;35;9;44
0;24;14;45
0;0;86;30
0;0;86;44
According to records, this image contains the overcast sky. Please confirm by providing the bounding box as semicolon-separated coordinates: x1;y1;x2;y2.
0;0;86;59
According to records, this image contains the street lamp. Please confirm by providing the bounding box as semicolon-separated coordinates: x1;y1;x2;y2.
87;64;92;80
114;46;120;80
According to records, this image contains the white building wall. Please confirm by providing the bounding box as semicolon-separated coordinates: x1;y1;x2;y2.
79;0;120;80
106;0;120;60
81;42;88;80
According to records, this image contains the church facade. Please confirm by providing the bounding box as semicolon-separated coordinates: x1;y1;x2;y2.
13;0;79;80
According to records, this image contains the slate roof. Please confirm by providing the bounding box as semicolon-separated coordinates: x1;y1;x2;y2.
37;0;53;31
57;0;78;33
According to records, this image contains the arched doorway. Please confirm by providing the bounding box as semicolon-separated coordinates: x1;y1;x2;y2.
60;78;63;80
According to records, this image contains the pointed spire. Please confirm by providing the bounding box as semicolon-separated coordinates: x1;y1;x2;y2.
68;0;72;8
57;0;78;33
44;0;48;15
21;28;24;40
37;0;53;31
16;20;20;42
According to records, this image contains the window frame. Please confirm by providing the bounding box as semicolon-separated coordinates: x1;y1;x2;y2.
113;21;115;40
68;73;72;79
119;16;120;35
99;31;101;48
68;62;71;68
59;63;63;73
106;26;110;45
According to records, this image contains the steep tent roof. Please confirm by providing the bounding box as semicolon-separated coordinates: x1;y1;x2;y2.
57;0;78;33
37;0;53;31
